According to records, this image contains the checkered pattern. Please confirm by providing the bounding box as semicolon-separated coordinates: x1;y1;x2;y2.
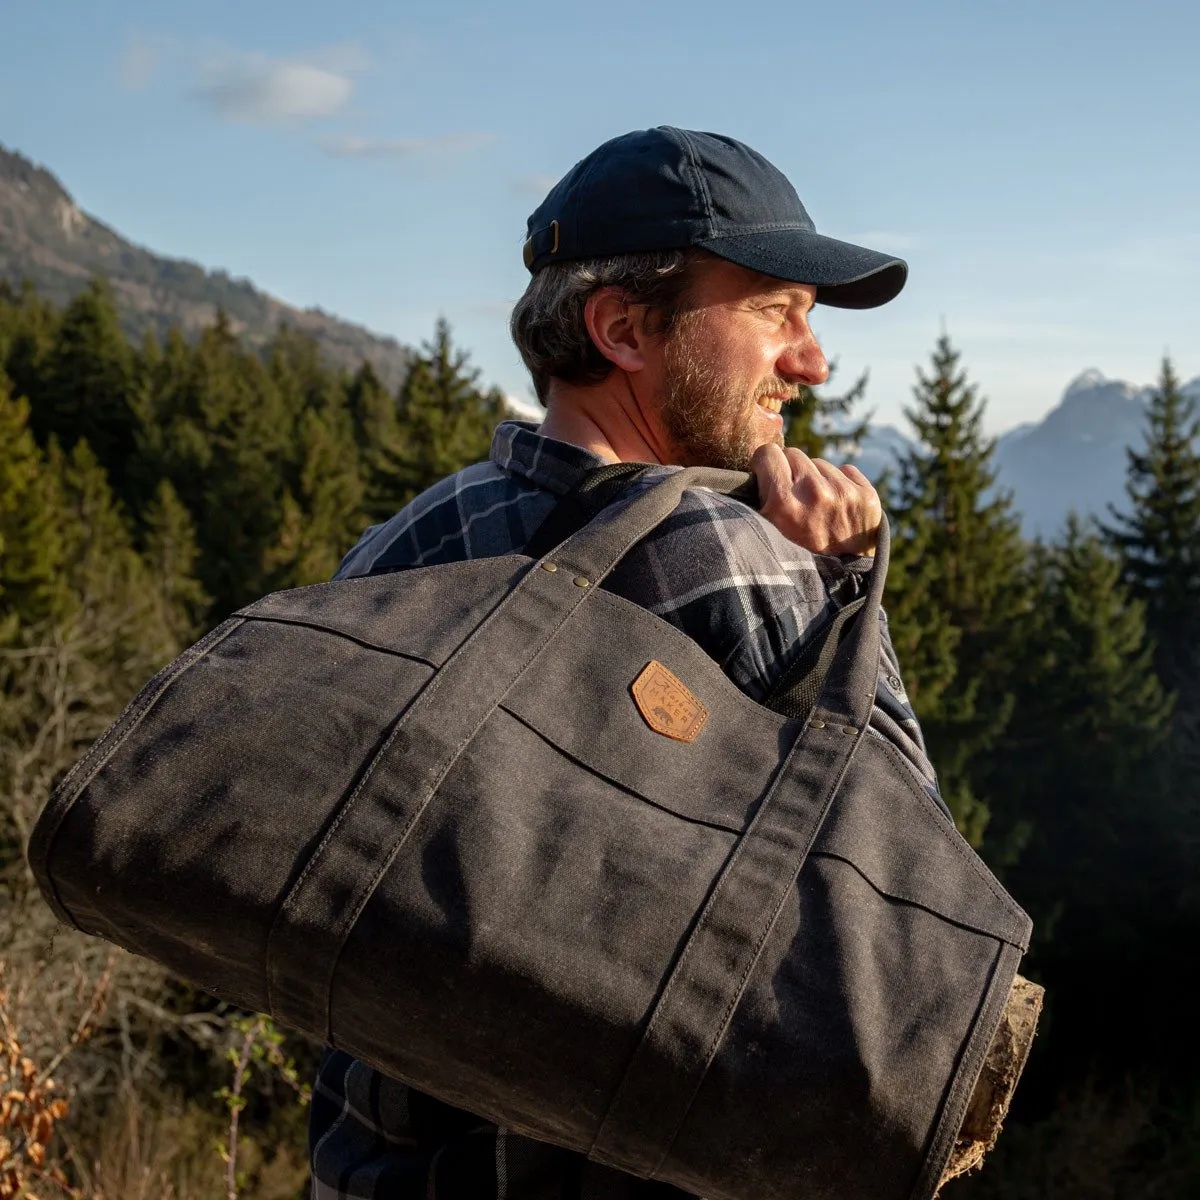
309;421;937;1199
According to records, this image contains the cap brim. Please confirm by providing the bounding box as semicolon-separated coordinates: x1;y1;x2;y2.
696;229;907;309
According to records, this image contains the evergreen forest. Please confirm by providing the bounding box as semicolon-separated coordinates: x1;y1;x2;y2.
1;279;1198;1198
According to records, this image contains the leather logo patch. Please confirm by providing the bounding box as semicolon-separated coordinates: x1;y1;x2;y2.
631;661;707;743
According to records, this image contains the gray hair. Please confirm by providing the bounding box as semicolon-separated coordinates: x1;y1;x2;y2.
509;249;707;402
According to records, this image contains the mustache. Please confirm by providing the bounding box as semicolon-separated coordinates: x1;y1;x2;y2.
752;380;802;404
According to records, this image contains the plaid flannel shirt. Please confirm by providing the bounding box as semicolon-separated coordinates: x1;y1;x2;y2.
309;421;937;1200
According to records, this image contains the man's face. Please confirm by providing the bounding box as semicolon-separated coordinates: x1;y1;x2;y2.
651;259;829;470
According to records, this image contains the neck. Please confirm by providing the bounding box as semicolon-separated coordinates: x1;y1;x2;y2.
539;374;675;465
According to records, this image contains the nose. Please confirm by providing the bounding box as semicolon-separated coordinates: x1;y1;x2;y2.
776;321;829;388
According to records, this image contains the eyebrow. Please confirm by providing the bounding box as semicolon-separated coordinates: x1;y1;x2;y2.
753;279;816;310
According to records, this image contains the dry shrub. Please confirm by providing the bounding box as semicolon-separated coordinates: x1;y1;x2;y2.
66;1085;307;1200
1;981;84;1200
1;624;312;1200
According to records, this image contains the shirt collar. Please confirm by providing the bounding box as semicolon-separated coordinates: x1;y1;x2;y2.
489;420;611;496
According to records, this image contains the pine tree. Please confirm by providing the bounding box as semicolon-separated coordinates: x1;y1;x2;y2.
28;279;138;490
992;517;1173;946
346;360;399;452
1;283;60;442
266;323;345;418
883;334;1029;844
1101;357;1200;926
0;375;65;629
380;319;504;509
140;317;296;615
265;402;367;589
140;479;210;646
346;361;411;522
1102;357;1200;689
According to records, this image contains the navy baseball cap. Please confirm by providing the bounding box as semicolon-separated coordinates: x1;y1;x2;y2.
523;126;907;309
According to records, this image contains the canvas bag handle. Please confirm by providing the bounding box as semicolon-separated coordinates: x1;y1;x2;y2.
584;487;889;1177
266;467;888;1090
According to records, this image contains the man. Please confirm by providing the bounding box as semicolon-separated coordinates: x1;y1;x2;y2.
310;126;936;1199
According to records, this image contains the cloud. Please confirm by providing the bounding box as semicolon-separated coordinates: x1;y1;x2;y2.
322;132;496;159
119;34;169;91
195;47;364;125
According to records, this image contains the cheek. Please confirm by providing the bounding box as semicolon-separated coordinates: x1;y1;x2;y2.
697;325;770;383
718;324;783;383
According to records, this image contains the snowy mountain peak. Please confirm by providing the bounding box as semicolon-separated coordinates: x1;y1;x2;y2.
1061;370;1146;406
1063;368;1109;396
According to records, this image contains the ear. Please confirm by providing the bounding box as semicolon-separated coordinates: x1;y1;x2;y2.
583;287;653;374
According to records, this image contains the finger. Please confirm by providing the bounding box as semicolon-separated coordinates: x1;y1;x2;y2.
809;457;854;494
784;448;835;503
750;443;795;510
838;463;872;488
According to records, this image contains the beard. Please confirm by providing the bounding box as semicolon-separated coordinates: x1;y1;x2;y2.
657;318;795;471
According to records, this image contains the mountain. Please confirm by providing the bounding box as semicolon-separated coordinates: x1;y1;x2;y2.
833;422;912;481
990;370;1195;538
837;370;1200;538
4;142;1195;533
0;143;410;390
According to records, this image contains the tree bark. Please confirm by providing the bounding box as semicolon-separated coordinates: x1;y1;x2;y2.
938;973;1044;1191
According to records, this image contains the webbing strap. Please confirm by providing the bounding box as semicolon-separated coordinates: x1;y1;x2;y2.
521;463;658;561
266;466;767;1036
588;517;891;1178
764;596;870;723
529;464;870;727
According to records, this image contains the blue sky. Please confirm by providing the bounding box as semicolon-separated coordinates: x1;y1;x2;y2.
2;0;1197;433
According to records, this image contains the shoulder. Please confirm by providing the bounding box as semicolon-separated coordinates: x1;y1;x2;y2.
335;461;555;578
611;470;860;611
604;473;867;700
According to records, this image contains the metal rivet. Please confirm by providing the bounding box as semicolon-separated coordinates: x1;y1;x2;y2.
887;674;903;691
842;725;858;735
573;576;590;588
540;562;558;572
810;719;826;729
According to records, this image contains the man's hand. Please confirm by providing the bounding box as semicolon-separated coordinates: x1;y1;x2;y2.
750;444;882;557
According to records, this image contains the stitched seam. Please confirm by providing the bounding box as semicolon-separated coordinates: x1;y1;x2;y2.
700;220;815;236
671;128;714;238
807;851;1023;941
868;735;1020;917
497;706;745;834
265;568;542;1020
647;723;864;1176
30;618;245;922
591;720;859;1172
314;578;600;1031
242;614;440;669
912;945;1015;1200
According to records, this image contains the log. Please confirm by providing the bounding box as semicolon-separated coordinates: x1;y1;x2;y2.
938;973;1044;1191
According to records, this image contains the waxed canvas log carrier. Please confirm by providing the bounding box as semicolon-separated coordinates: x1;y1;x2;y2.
29;466;1032;1200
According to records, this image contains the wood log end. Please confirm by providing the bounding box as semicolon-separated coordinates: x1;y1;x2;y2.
937;973;1044;1192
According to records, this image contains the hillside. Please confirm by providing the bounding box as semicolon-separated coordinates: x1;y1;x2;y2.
0;143;410;390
